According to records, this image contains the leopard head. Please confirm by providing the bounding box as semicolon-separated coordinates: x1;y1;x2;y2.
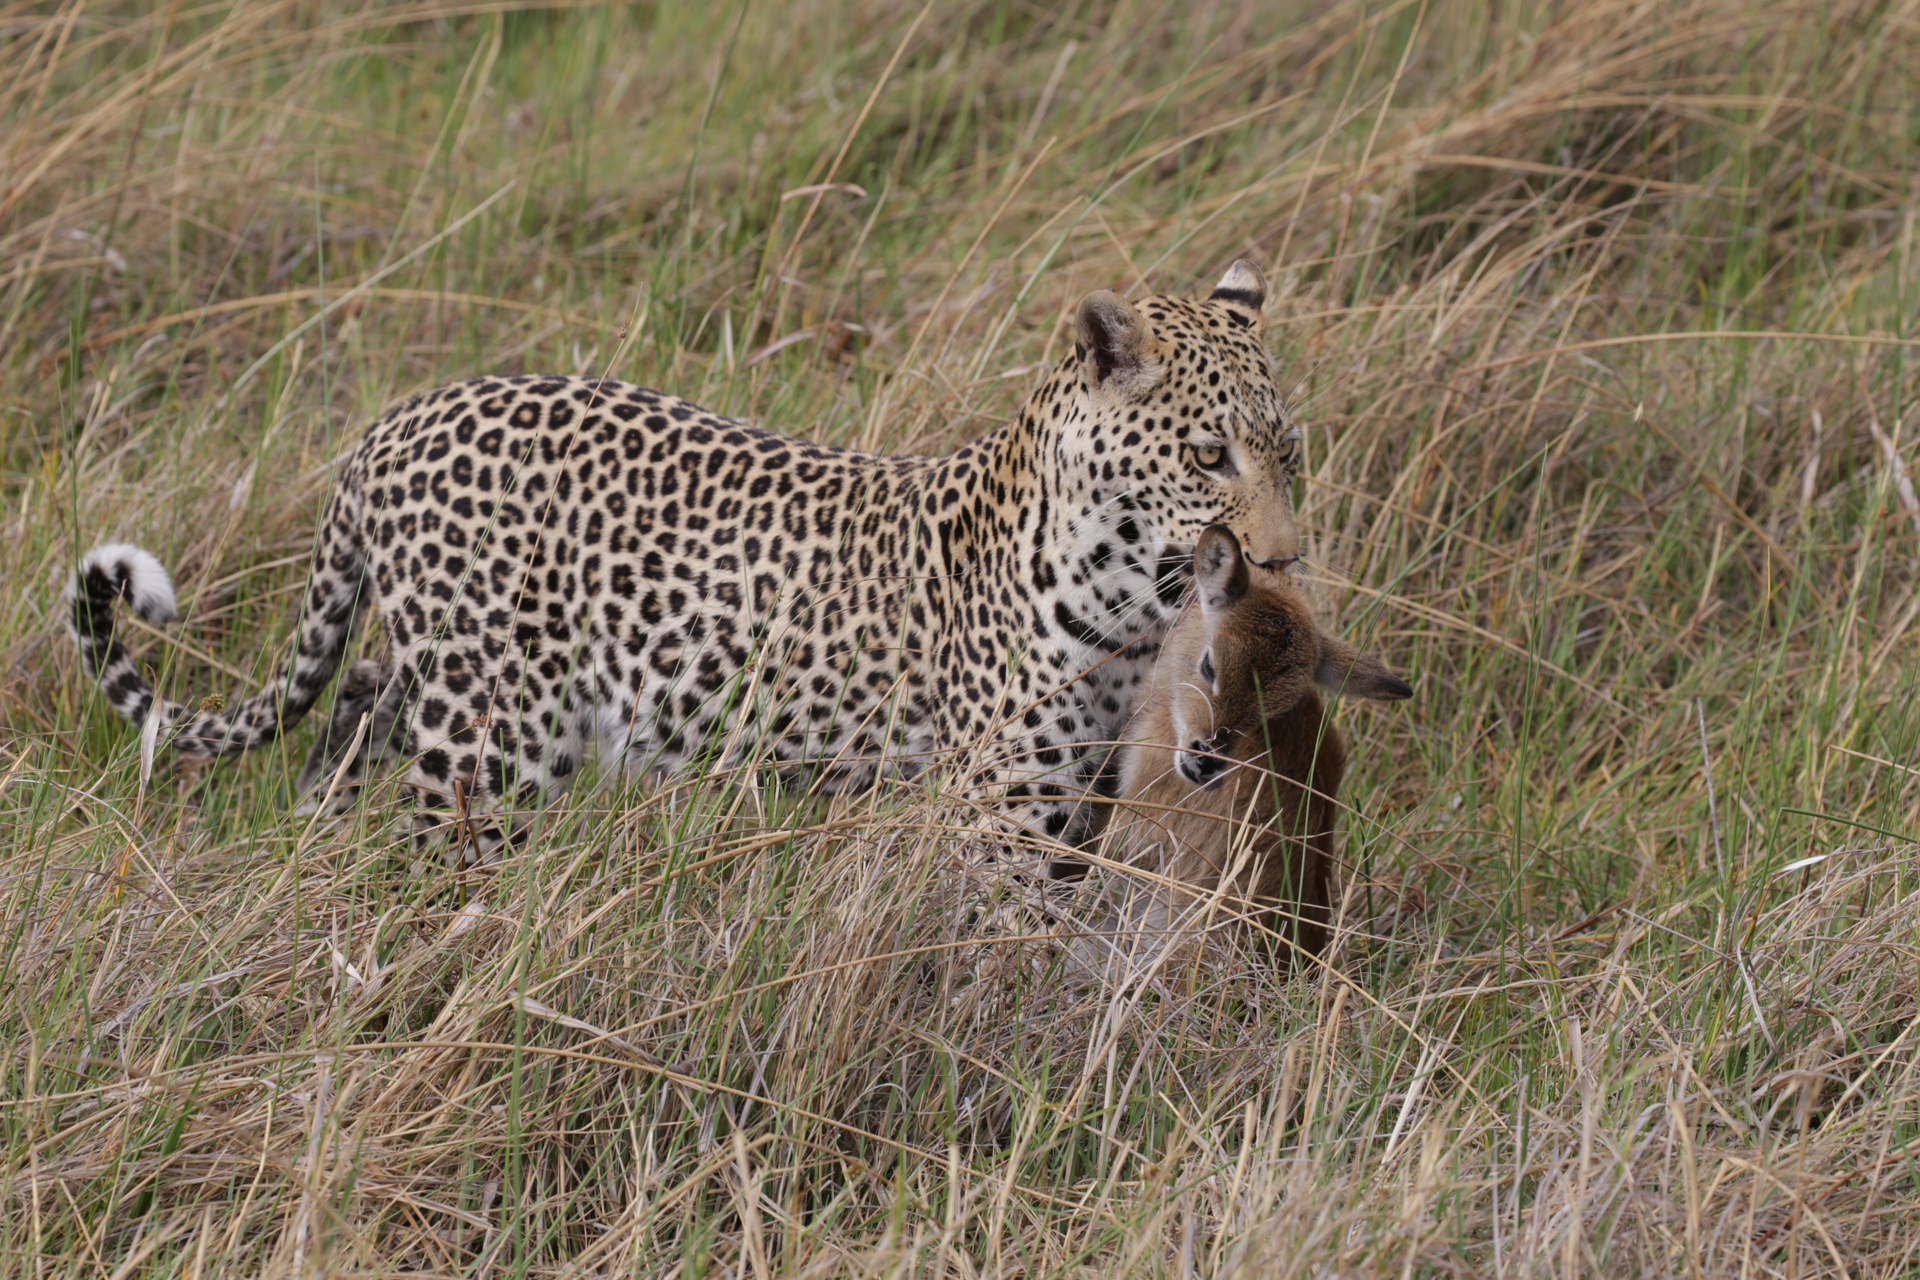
1012;260;1307;644
1061;259;1300;562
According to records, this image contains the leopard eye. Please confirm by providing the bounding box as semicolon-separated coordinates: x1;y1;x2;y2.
1199;651;1216;683
1193;444;1227;471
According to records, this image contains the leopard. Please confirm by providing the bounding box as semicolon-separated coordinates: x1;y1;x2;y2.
67;260;1304;855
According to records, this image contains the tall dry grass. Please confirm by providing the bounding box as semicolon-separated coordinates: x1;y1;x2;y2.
2;0;1918;1275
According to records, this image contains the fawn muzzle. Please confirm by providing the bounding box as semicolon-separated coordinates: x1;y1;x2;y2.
1176;737;1235;789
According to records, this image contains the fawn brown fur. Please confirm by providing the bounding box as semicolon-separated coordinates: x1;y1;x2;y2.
1101;525;1411;966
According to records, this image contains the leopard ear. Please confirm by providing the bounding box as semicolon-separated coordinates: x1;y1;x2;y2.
1075;291;1156;396
1208;259;1267;332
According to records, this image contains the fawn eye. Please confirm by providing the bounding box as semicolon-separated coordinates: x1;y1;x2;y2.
1199;651;1216;683
1192;443;1230;473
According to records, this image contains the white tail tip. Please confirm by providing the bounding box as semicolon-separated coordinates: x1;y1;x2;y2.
75;543;179;623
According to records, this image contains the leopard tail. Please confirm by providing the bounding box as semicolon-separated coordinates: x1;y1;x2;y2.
67;487;369;759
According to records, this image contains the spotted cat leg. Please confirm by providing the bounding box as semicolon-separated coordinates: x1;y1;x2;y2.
975;740;1105;849
537;680;594;797
402;757;518;867
400;668;573;866
294;659;406;812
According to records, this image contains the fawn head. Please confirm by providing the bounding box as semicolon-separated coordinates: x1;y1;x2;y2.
1167;525;1412;789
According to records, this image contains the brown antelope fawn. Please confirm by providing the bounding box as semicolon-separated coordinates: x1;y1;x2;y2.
1094;525;1410;974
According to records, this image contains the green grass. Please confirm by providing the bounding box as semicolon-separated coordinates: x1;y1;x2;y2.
3;0;1919;1274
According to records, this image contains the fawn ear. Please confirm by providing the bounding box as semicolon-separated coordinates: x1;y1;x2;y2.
1193;525;1250;615
1314;635;1413;701
1075;290;1156;396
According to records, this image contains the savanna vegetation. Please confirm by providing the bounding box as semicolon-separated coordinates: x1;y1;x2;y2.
3;0;1918;1274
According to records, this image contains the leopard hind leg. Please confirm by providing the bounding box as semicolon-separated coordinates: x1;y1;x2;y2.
395;670;584;868
294;659;407;814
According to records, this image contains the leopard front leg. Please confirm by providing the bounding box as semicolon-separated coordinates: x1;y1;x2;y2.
965;684;1123;848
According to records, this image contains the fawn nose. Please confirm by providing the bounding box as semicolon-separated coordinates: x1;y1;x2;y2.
1177;742;1231;789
